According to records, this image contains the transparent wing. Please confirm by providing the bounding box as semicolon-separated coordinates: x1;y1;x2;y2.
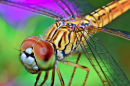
0;0;65;18
99;28;130;40
68;0;95;17
54;0;80;18
0;0;96;19
74;26;130;85
53;0;96;18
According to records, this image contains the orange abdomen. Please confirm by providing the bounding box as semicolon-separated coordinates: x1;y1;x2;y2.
83;0;130;27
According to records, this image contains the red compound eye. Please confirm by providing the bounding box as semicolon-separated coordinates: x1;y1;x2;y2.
34;40;54;61
21;36;38;51
20;36;55;71
34;40;55;71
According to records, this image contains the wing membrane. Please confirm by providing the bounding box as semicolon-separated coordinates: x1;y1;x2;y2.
99;28;130;40
0;0;96;19
54;0;79;18
0;0;64;18
68;0;95;17
74;26;130;85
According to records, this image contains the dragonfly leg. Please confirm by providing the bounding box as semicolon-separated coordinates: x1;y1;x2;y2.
51;67;55;86
60;59;90;86
34;72;42;86
68;51;82;86
55;64;65;86
39;71;49;86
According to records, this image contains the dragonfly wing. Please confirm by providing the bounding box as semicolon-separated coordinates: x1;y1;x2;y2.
74;26;130;85
99;28;130;40
0;0;65;19
0;0;96;19
54;0;80;18
68;0;95;17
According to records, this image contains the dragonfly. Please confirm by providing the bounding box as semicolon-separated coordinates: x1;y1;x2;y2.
0;0;130;86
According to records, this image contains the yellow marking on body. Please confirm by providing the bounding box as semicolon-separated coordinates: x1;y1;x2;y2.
84;15;98;27
60;31;69;49
82;19;90;24
70;32;75;44
57;50;63;59
64;31;78;54
81;31;88;42
108;1;122;20
46;24;57;40
91;11;102;27
64;43;72;54
95;8;109;27
118;0;130;12
72;32;78;50
102;6;112;24
53;28;69;50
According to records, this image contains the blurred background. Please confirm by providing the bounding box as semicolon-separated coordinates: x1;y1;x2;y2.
0;0;130;86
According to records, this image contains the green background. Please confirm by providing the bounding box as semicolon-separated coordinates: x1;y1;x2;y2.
0;0;130;86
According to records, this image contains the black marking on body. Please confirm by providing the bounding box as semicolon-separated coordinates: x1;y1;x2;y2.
50;23;59;41
84;19;91;24
104;4;111;22
61;31;71;56
89;13;97;24
106;1;117;15
52;44;58;60
58;38;62;48
105;4;111;13
94;10;101;19
95;8;106;26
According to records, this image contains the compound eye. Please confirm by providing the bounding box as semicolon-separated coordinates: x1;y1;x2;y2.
21;36;38;51
34;40;53;60
34;40;55;70
20;36;39;74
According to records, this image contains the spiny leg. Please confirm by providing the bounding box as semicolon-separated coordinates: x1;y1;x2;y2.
61;60;90;86
34;72;42;86
51;67;55;86
40;71;49;86
69;52;82;86
55;64;65;86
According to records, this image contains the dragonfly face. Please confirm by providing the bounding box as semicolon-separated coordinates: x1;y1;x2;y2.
20;36;55;73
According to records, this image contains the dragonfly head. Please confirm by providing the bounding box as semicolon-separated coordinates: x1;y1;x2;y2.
20;36;55;74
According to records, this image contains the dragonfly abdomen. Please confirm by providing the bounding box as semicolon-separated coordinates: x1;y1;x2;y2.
83;0;130;27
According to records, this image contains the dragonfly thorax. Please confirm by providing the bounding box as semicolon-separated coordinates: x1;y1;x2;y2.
45;19;96;61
